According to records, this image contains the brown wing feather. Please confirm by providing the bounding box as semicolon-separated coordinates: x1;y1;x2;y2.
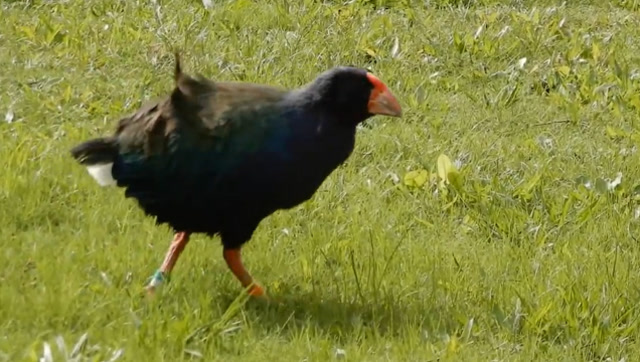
112;97;176;156
111;53;287;156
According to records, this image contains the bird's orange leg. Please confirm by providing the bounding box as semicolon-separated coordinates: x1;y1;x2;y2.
223;248;265;297
145;231;191;294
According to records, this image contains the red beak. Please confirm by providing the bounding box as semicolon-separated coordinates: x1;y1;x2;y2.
366;73;402;117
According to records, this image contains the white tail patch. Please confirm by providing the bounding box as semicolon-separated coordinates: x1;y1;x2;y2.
86;163;116;186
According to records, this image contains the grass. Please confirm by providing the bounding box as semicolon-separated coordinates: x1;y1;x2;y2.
2;0;640;360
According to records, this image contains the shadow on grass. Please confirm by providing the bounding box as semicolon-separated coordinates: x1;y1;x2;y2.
209;287;467;343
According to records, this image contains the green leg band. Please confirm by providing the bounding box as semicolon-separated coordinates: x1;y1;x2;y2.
148;270;169;288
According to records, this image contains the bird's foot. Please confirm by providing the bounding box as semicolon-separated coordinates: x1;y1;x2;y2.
144;270;169;297
144;284;157;297
248;282;284;305
248;282;266;297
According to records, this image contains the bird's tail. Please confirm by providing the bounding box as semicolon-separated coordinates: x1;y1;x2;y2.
70;137;119;186
172;51;215;100
70;137;118;165
174;51;183;82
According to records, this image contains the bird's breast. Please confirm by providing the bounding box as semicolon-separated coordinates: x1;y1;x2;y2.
259;124;355;208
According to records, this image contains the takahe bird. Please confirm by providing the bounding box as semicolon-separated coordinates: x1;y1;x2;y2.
70;53;402;298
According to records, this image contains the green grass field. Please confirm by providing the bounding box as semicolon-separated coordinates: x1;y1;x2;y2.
3;0;640;360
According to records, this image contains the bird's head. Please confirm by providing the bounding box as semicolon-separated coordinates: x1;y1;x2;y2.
308;66;402;124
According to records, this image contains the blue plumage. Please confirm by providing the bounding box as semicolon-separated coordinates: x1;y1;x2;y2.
70;53;402;297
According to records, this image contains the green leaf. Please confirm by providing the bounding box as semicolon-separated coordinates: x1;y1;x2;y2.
413;217;434;228
18;26;37;41
453;31;465;53
555;65;571;76
422;43;436;55
461;214;476;233
448;170;464;193
628;94;640;110
363;47;377;57
437;154;456;188
404;169;428;188
606;125;626;140
514;172;542;200
592;42;601;61
486;12;498;23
